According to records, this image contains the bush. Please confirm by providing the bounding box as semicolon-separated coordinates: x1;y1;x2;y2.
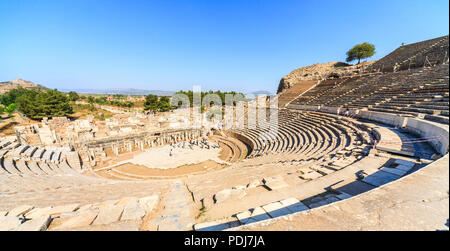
6;103;16;116
68;91;80;101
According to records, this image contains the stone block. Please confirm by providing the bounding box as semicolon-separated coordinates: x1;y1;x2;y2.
280;198;309;213
316;167;335;175
0;216;23;231
194;219;240;231
94;200;119;210
25;207;52;219
335;192;352;200
262;202;291;218
92;205;124;225
394;159;415;167
77;204;93;212
262;176;289;190
247;179;261;188
7;205;34;217
395;164;413;172
308;196;340;209
362;171;400;187
54;210;99;230
47;204;80;216
139;195;159;213
14;215;52;231
235;211;252;224
214;188;246;204
299;171;323;180
121;200;146;221
247;207;271;223
381;167;407;177
117;197;139;207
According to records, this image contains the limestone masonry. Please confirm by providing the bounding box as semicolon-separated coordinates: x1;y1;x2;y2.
0;35;448;231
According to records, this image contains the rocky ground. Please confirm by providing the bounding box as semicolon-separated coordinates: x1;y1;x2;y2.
277;61;375;94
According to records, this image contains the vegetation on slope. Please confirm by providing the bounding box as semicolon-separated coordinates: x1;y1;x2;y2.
0;87;73;120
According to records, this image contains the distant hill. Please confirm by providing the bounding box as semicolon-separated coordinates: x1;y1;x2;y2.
60;88;176;96
0;79;48;94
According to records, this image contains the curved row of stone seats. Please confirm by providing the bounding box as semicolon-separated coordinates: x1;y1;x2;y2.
331;65;448;108
369;84;449;113
289;64;448;108
211;135;248;162
287;64;449;124
226;122;448;231
369;35;448;72
184;104;443;231
231;110;373;163
192;118;444;231
0;141;83;176
277;80;318;107
294;76;376;106
288;78;351;106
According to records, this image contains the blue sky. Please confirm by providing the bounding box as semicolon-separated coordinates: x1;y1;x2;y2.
0;0;448;94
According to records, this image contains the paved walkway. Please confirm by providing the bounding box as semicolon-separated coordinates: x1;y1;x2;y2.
155;180;196;231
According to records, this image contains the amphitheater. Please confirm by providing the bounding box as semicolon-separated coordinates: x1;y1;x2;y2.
0;35;448;231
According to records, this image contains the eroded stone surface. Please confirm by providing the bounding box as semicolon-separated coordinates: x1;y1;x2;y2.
25;207;52;219
381;167;407;177
54;210;99;230
299;171;323;180
15;215;52;231
262;202;291;218
263;176;289;190
236;211;252;224
280;198;309;213
362;171;400;187
139;195;159;213
194;219;240;231
92;205;123;226
214;188;246;204
7;205;34;217
248;207;271;223
121;200;146;221
231;155;450;231
0;216;23;231
47;204;80;216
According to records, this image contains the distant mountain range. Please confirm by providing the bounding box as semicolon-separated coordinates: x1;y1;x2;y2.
1;79;265;97
57;88;176;96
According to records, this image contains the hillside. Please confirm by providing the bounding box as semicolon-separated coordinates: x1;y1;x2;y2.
277;61;375;94
0;78;47;94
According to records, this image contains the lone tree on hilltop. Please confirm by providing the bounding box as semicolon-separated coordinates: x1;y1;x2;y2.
346;42;375;64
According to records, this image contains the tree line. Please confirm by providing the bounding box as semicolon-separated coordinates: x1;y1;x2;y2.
1;87;73;120
143;90;247;113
